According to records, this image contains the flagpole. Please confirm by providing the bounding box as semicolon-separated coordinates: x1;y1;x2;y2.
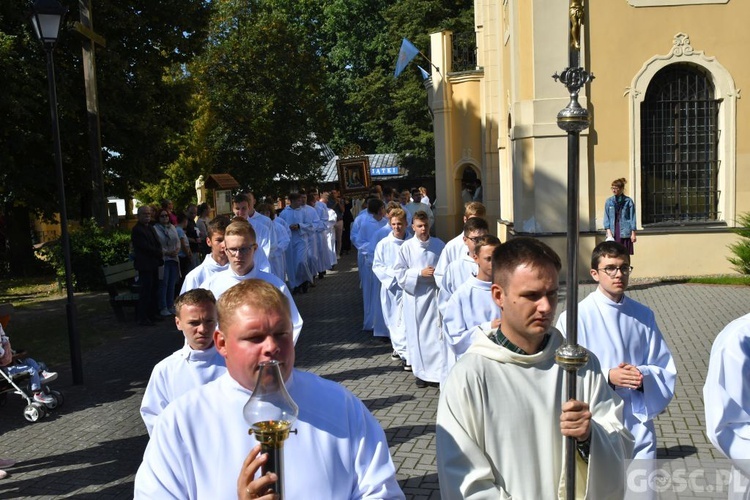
416;52;440;74
552;1;594;498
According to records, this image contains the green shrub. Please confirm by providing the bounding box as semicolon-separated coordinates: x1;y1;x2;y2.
40;219;132;291
728;212;750;275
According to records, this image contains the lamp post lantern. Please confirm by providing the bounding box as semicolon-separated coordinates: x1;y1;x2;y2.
30;0;84;385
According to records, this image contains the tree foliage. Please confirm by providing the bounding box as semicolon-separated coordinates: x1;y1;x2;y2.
728;212;750;275
187;0;330;195
1;0;474;274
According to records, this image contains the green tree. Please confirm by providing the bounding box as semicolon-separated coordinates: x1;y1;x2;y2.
728;212;750;275
0;1;209;274
319;0;474;175
189;0;330;194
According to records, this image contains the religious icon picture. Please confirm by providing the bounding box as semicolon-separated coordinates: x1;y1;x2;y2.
337;157;371;195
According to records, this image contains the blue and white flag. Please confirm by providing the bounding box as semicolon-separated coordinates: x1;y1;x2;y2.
417;65;430;80
394;38;420;77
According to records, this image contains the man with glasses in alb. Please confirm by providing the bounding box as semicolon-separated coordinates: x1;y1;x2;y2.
556;241;677;460
201;218;303;344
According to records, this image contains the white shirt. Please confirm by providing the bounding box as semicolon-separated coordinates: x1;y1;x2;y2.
201;266;303;344
140;343;226;435
434;233;466;290
135;371;405;500
442;277;500;357
705;313;750;493
437;330;633;499
557;288;677;459
180;254;229;294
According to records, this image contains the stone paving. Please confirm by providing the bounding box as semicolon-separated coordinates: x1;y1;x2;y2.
0;253;747;498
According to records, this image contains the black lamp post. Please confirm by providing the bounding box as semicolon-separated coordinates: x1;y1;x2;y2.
30;0;84;385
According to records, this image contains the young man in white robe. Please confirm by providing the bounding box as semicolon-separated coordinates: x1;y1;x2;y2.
258;203;290;284
442;235;501;364
140;289;226;435
301;192;326;279
319;192;338;269
351;199;388;337
134;279;404;500
179;216;231;294
437;237;633;499
310;189;333;276
394;211;446;388
437;217;488;312
556;241;676;460
704;313;750;498
434;201;486;288
279;192;314;293
233;193;273;265
245;192;278;262
201;219;303;344
372;208;410;367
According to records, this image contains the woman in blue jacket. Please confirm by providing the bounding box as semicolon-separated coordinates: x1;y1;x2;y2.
603;177;636;254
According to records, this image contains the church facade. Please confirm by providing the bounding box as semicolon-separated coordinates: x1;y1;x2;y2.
426;0;748;279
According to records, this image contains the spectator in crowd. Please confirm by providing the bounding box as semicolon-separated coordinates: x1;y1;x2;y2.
131;206;163;325
154;208;180;316
195;203;212;259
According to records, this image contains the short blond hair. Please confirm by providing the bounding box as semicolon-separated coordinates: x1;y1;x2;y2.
464;202;486;218
389;208;407;222
217;279;291;329
225;218;257;241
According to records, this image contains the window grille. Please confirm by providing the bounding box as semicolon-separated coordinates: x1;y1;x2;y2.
640;63;720;225
451;32;477;73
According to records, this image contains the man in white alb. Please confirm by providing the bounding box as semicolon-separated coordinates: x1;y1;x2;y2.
180;215;230;294
279;192;314;293
134;279;404;499
140;289;226;435
556;241;676;460
705;313;750;498
437;237;633;499
434;201;486;288
394;211;445;388
201;219;302;343
372;208;410;366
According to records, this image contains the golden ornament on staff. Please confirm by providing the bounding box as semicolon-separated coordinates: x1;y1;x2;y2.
243;360;299;499
569;0;584;50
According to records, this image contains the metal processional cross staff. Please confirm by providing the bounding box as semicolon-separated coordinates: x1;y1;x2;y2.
552;0;594;498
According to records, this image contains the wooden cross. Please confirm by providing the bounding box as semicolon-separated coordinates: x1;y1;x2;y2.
73;0;108;226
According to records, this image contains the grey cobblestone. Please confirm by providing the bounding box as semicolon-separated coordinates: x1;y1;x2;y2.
0;255;747;498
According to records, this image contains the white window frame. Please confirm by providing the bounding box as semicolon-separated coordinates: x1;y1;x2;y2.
628;0;728;6
626;33;739;227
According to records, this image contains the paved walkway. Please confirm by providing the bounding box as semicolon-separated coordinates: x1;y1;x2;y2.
0;253;747;498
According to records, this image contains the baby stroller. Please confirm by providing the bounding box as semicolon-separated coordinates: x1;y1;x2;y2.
0;355;64;423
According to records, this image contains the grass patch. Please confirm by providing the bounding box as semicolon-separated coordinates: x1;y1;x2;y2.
686;275;750;286
0;276;62;304
1;274;135;367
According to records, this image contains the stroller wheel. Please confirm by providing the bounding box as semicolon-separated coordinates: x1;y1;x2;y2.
48;390;64;409
23;403;46;422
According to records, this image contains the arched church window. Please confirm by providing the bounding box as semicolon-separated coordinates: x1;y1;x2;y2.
640;63;720;224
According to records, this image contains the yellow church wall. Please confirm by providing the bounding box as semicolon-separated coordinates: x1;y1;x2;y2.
432;1;750;278
532;230;741;281
589;2;750;165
